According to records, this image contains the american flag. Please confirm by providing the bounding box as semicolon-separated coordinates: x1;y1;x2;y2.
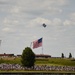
33;38;42;49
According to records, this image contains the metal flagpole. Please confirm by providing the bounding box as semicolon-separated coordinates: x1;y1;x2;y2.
42;45;43;54
42;23;47;54
30;42;32;48
42;37;43;54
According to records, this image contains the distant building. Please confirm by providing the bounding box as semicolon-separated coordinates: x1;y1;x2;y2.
17;54;51;58
0;53;51;58
0;53;14;57
35;54;51;58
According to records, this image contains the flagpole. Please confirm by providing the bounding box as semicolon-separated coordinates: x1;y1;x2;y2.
42;37;43;54
30;42;32;48
42;45;43;54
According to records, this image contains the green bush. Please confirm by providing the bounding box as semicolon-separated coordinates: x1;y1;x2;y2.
21;47;35;68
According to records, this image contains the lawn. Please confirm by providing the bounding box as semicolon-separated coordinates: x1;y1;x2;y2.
35;58;75;66
0;57;75;66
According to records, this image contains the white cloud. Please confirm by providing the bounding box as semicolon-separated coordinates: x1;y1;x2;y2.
43;7;63;15
3;18;19;26
63;20;75;26
10;6;21;14
70;12;75;20
27;17;62;28
52;18;62;25
56;0;68;6
0;0;10;4
63;20;71;26
41;0;68;7
27;17;51;28
3;18;10;25
2;27;15;33
7;0;66;18
63;12;75;26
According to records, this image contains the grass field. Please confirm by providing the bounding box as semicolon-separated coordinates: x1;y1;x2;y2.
36;58;75;66
0;57;75;66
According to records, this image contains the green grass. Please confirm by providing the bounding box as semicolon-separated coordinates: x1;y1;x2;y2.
0;57;75;66
35;58;75;66
49;58;75;66
0;57;21;64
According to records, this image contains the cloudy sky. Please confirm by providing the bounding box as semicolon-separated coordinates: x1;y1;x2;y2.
0;0;75;57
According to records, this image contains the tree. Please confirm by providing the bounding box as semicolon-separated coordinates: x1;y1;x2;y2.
21;47;35;68
61;53;64;58
69;53;72;58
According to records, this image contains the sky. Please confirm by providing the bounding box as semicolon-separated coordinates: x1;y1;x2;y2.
0;0;75;57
